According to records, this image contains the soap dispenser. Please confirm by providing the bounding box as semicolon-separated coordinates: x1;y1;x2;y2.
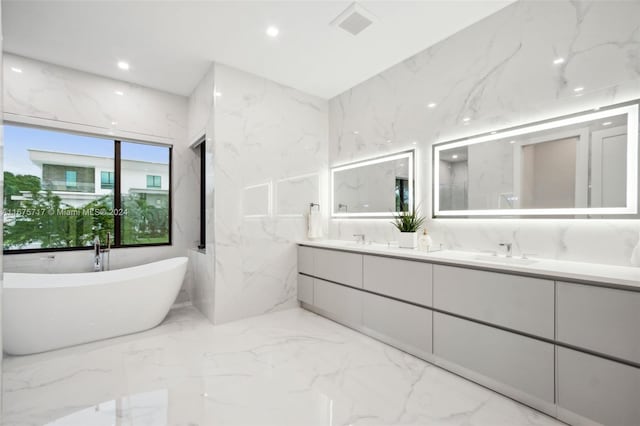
418;228;433;252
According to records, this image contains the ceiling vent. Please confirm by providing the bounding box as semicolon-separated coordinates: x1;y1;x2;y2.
331;2;377;36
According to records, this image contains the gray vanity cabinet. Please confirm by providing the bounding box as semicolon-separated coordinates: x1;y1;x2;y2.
363;255;432;306
297;243;640;426
433;313;555;406
433;265;554;338
297;246;315;275
556;282;640;364
297;274;314;305
557;347;640;426
362;292;432;358
313;248;363;288
313;278;362;327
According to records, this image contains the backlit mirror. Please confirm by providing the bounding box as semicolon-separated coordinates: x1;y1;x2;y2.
332;150;414;217
433;102;638;217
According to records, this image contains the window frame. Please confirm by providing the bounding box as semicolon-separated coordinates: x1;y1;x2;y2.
3;124;173;254
197;138;206;250
146;174;162;189
65;170;78;188
100;171;115;189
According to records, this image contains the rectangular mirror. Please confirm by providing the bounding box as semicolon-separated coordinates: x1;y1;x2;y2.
433;102;638;217
332;150;414;217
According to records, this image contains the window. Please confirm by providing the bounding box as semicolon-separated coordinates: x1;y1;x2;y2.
121;142;170;245
3;124;172;252
101;171;114;189
146;175;161;188
65;170;77;188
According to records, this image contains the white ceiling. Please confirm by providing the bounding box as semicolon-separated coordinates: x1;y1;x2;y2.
2;0;514;99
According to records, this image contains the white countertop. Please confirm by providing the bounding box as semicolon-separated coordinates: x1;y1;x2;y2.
298;239;640;290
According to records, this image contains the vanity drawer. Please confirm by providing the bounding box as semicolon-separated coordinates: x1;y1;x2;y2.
297;246;315;275
433;265;554;338
297;274;314;305
557;347;640;426
313;279;362;327
363;255;432;306
557;282;640;364
434;313;555;404
314;248;363;288
362;292;432;358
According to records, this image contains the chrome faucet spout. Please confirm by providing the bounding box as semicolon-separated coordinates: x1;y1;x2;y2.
499;242;513;258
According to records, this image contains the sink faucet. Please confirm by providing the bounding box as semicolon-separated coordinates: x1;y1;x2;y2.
499;242;513;258
353;234;365;244
93;235;102;271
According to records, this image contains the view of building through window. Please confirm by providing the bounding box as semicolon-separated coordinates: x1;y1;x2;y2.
3;125;171;251
120;141;170;245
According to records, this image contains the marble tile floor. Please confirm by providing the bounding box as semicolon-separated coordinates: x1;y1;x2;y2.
2;306;564;426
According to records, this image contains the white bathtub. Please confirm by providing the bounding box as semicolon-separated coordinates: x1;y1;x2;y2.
3;256;188;355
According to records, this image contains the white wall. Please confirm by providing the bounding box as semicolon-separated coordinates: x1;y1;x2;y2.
212;63;328;323
2;54;199;302
186;65;215;321
187;62;328;324
328;0;640;266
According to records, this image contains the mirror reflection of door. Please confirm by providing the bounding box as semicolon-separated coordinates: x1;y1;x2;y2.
520;137;578;209
514;127;589;209
590;126;627;208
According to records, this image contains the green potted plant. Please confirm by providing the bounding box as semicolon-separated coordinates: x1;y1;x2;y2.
391;204;426;249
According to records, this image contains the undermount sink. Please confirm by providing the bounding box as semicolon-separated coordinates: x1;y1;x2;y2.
473;255;538;266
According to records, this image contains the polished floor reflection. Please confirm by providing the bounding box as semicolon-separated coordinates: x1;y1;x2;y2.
2;307;563;426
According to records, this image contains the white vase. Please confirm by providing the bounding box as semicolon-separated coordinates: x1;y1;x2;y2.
398;232;418;249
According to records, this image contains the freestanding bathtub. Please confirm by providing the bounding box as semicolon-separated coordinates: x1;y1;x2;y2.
3;256;188;355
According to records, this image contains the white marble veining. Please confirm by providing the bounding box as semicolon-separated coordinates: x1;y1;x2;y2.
300;240;640;290
2;53;199;305
2;306;563;426
187;62;329;324
328;0;640;266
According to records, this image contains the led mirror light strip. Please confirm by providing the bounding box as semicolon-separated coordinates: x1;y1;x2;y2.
433;103;639;217
331;150;415;218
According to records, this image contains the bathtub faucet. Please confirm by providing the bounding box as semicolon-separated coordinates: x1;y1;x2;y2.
102;231;111;271
93;235;102;272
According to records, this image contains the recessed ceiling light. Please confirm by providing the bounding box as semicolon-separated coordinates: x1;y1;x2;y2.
353;130;359;135
214;91;222;97
117;61;130;71
452;154;458;159
114;90;124;96
602;121;612;126
427;102;437;108
509;140;516;144
553;58;565;65
386;139;392;144
462;117;471;122
111;121;117;125
412;141;417;145
573;86;584;93
10;67;22;73
266;26;279;37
